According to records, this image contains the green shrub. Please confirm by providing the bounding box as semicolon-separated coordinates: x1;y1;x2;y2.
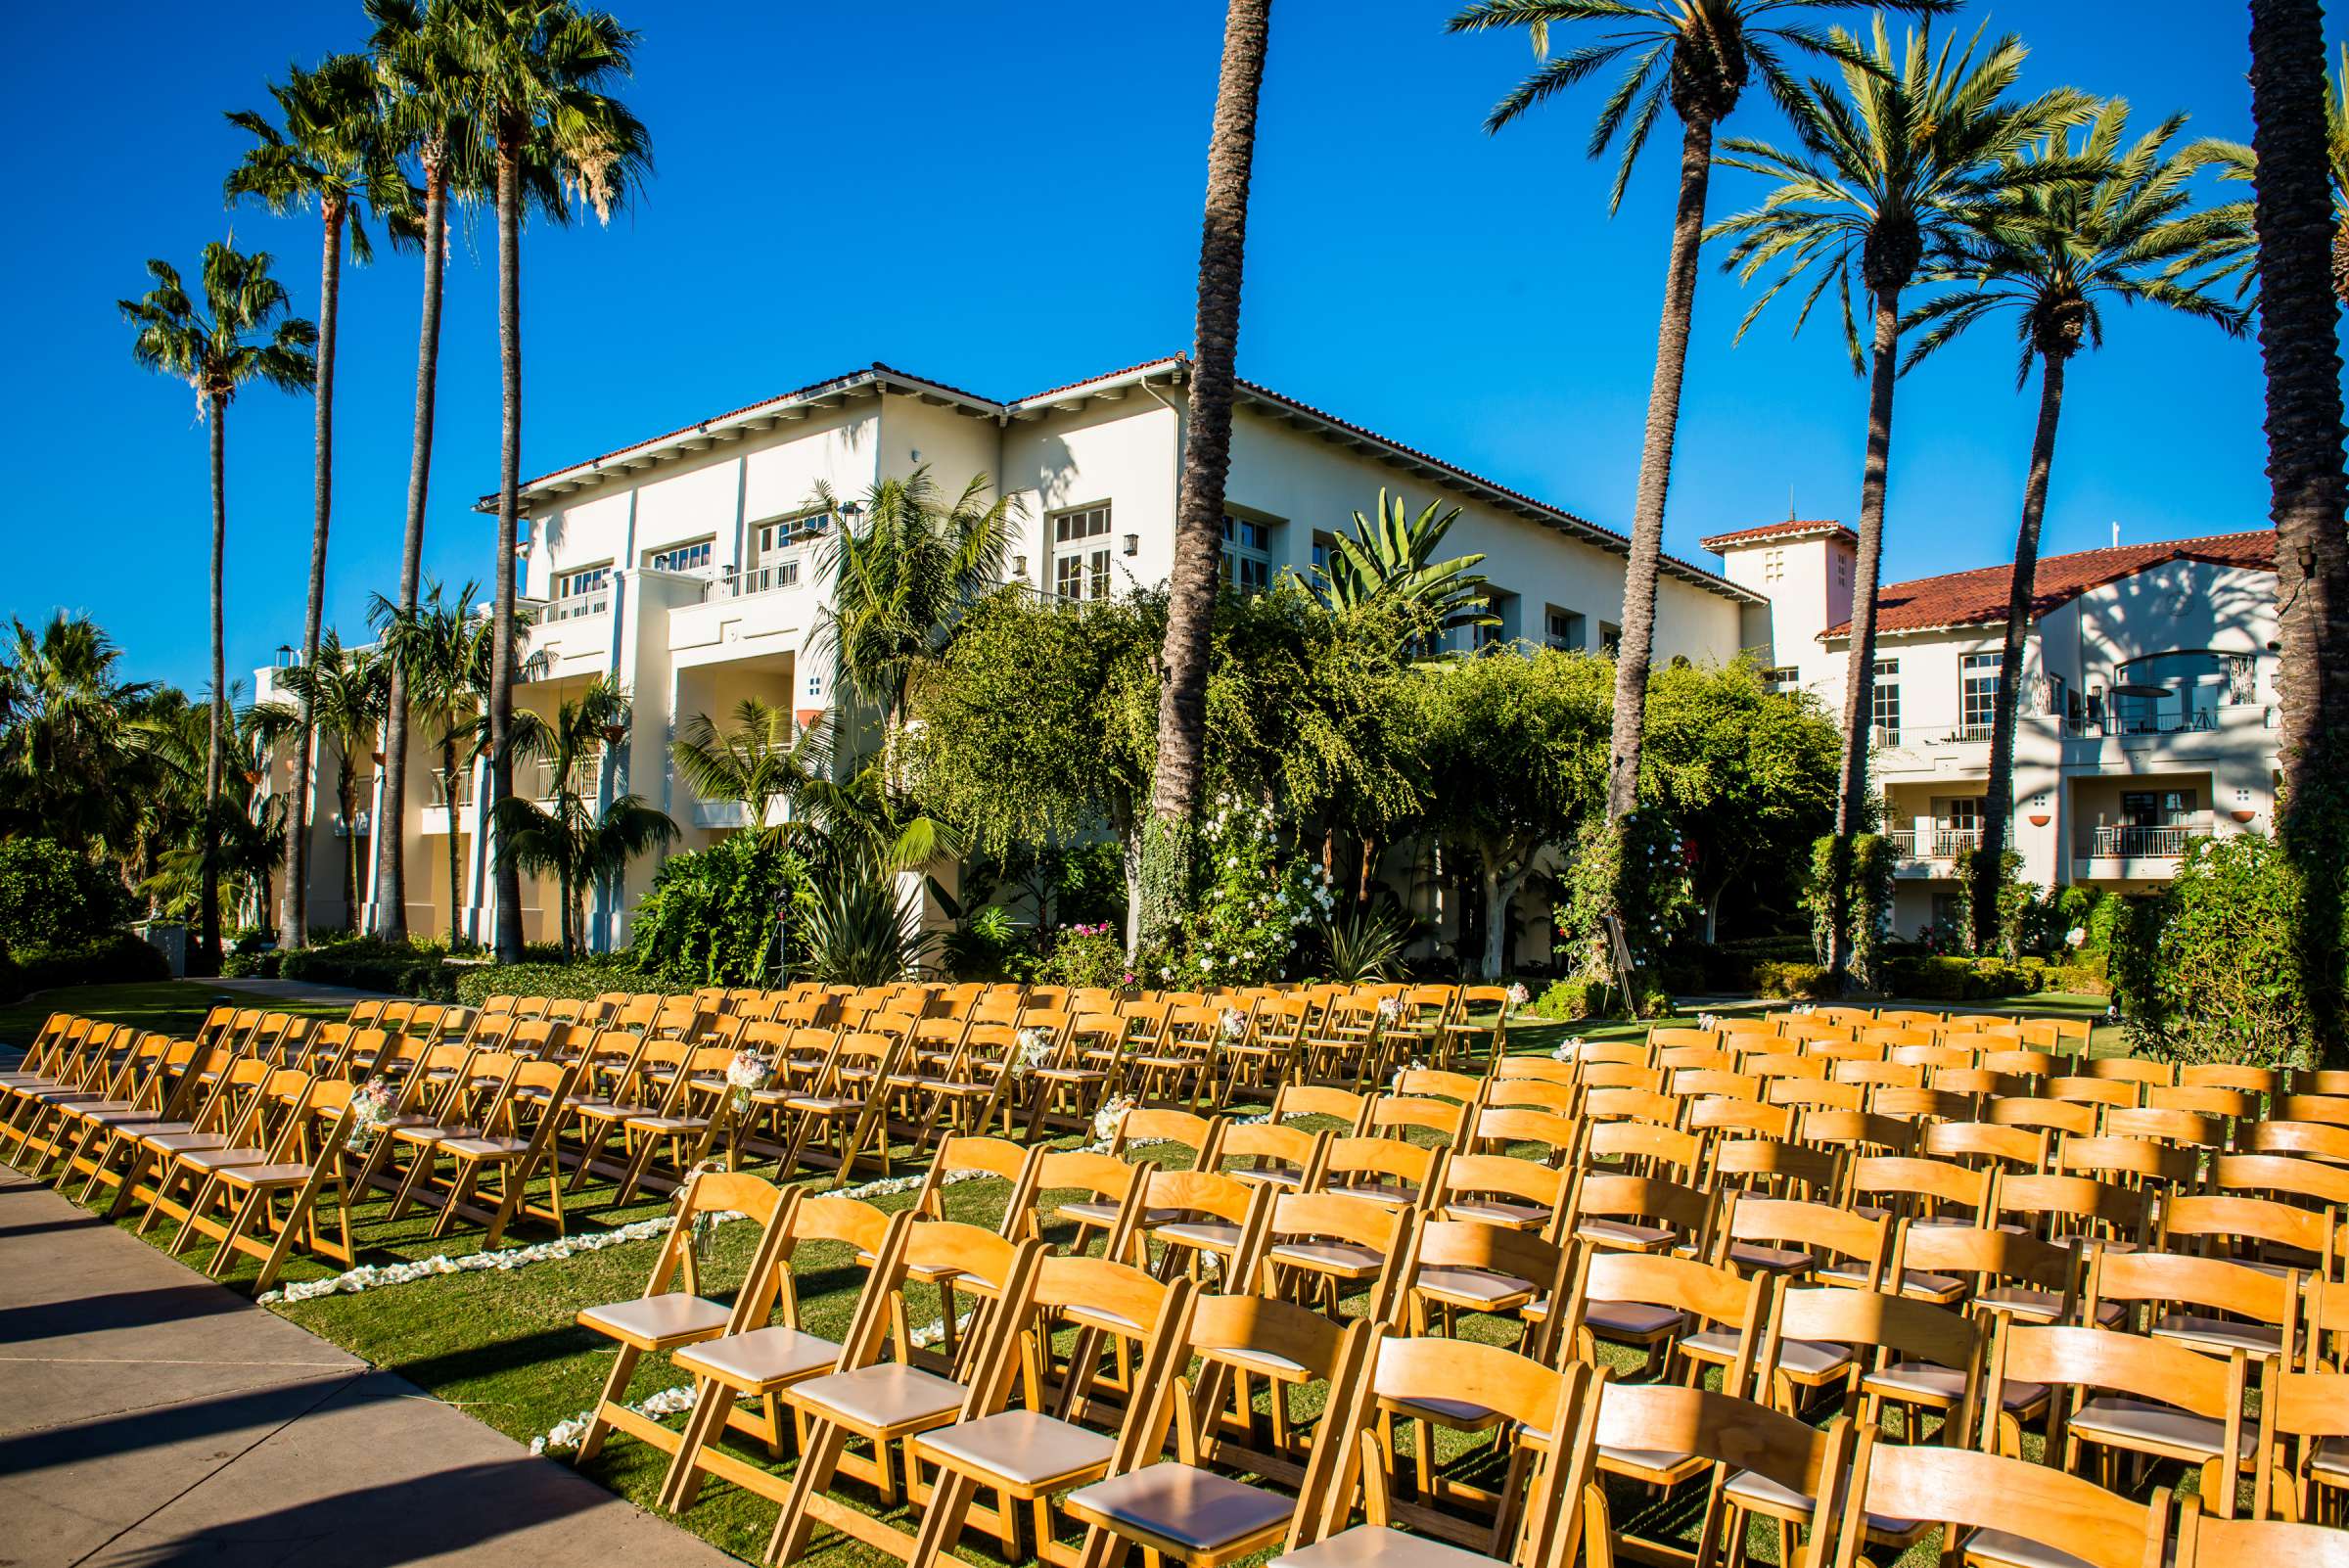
452;960;692;1008
1035;923;1130;989
277;936;457;1000
0;932;170;1002
1752;960;1832;999
2111;833;2322;1071
0;838;133;951
1529;977;1596;1021
944;904;1033;982
627;835;802;988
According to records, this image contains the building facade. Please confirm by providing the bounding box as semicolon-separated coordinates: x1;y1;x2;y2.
262;354;1762;950
1704;522;2281;939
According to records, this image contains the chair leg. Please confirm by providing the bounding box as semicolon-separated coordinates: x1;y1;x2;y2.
766;1420;854;1567
908;1467;984;1568
576;1345;641;1465
659;1377;733;1513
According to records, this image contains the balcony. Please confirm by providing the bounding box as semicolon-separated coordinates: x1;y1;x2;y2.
1887;827;1981;858
709;559;809;600
2083;824;2207;859
520;756;603;804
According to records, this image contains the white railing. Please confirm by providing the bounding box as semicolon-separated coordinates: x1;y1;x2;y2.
1887;828;1980;858
2087;825;2207;858
712;560;806;600
521;756;602;804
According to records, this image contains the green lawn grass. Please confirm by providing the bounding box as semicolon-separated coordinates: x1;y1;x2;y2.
0;980;353;1050
6;982;2149;1568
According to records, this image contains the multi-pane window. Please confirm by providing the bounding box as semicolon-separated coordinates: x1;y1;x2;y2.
2121;789;2194;826
551;564;611;621
1545;607;1585;651
754;509;831;560
1221;514;1271;594
1946;797;1985;833
1870;658;1900;744
645;537;713;574
1050;504;1113;602
1599;622;1622;658
1311;530;1338;576
1960;652;2001;737
1763;666;1801;692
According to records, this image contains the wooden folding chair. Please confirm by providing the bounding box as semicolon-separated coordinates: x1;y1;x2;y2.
659;1194;895;1513
1436;1151;1571;1239
1988;1319;2256;1516
2085;1245;2304;1364
907;1254;1194;1568
2176;1499;2349;1568
766;1217;1043;1566
175;1077;366;1292
1259;1191;1415;1324
1825;1425;2169;1568
1317;1135;1445;1211
1316;1336;1602;1565
1129;1168;1275;1289
1211;1120;1330;1195
1557;1248;1766;1389
1064;1296;1373;1562
574;1173;799;1477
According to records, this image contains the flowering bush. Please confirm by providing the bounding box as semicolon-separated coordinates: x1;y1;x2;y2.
1555;810;1699;979
1035;921;1130;990
1149;795;1334;989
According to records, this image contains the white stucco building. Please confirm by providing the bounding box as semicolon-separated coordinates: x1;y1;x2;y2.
264;354;1763;950
1702;520;2281;939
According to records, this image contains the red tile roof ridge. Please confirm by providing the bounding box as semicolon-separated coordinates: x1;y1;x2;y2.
1699;518;1859;550
1821;529;2276;639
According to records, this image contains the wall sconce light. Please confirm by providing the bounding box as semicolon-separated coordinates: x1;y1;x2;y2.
1011;554;1029;578
274;643;295;668
1122;533;1139;557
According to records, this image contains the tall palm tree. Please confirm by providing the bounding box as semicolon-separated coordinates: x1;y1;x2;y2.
488;675;673;956
367;0;487;942
265;633;393;929
1447;0;1953;827
443;0;650;964
373;580;536;948
118;243;315;971
227;52;415;948
1901;105;2249;954
1143;0;1274;948
812;466;1016;764
1707;21;2089;979
2245;0;2349;1060
669;700;834;850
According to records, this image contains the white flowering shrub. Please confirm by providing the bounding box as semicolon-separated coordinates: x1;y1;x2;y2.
1144;795;1333;988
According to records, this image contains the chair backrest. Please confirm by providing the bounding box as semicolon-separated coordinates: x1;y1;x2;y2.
1988;1095;2101;1137
1997;1172;2149;1245
1715;1194;1890;1283
2084;1247;2301;1341
1924;1118;2049;1173
2209;1152;2349;1216
1271;1084;1370;1131
2176;1501;2349;1568
1710;1135;1841;1201
1827;1431;2167;1568
1769;1284;1987;1440
1404;1219;1574;1357
1895;1222;2078;1304
1994;1318;2247;1438
1320;1136;1444;1204
1566;1251;1766;1389
2244;1120;2349;1164
1596;1379;1853;1515
1846;1153;1995;1222
1264;1192;1414;1319
1584;1119;1705;1180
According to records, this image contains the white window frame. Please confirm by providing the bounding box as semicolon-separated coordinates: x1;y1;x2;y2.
1221;511;1274;595
1048;503;1115;602
551;563;612;621
644;536;714;575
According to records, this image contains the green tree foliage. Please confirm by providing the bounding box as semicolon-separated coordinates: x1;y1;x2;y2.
0;838;134;954
2112;834;2333;1071
1308;489;1497;637
1409;648;1612;979
626;832;803;988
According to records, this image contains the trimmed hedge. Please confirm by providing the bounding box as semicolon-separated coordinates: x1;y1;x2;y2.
0;932;171;1003
275;938;459;1001
451;961;693;1009
1881;954;2048;1001
1751;960;1833;999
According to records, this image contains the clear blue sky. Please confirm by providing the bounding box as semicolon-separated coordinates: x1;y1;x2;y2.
1;1;2299;696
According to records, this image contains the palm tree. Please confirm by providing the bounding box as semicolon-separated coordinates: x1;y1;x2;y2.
2245;0;2349;1060
812;466;1016;763
1311;489;1498;638
1901;105;2249;955
669;700;834;849
0;616;154;855
443;0;650;964
1143;0;1274;948
266;633;393;929
227;52;414;948
488;676;673;956
1707;21;2089;979
118;243;315;971
1447;0;1954;828
373;580;536;948
367;0;488;942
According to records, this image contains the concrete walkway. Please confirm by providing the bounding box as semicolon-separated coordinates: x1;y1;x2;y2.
0;1164;740;1568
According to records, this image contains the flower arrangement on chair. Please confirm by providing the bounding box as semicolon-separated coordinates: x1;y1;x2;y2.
1220;1007;1249;1040
346;1079;396;1152
1550;1036;1586;1062
1092;1092;1137;1144
1505;981;1531;1007
724;1050;773;1116
1013;1027;1056;1079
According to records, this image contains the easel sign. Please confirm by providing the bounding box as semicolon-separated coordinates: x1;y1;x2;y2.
1600;911;1638;1014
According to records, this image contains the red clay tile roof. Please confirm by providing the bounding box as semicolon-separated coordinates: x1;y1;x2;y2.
1822;530;2277;640
1700;518;1859;551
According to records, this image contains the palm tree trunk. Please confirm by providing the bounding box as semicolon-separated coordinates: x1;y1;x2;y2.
443;744;464;951
1827;287;1903;979
1140;0;1272;946
283;199;345;948
339;765;360;924
2249;0;2349;1061
488;135;526;963
1606;113;1718;823
201;392;227;973
376;156;451;943
1971;349;2068;956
